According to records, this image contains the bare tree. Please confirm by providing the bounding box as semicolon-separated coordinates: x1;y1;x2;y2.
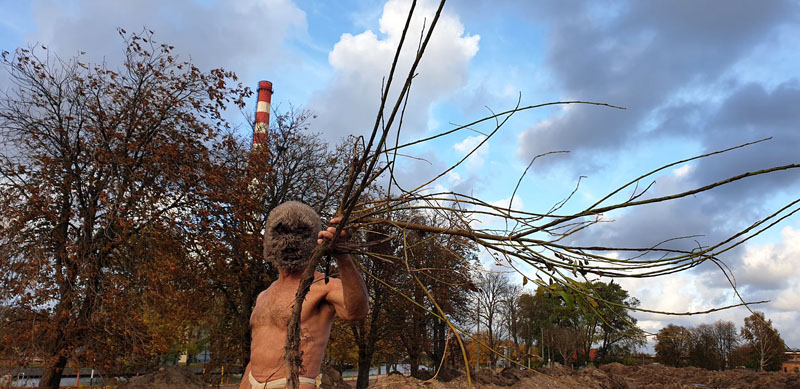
501;284;523;363
474;271;511;369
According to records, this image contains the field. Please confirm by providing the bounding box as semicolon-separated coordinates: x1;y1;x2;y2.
372;363;800;389
105;363;800;388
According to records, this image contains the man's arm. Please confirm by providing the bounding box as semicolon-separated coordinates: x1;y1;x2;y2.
318;219;369;321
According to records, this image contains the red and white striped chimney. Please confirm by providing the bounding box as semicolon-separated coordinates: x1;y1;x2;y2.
253;80;273;150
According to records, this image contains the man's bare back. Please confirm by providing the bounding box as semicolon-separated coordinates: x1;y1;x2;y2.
241;202;368;389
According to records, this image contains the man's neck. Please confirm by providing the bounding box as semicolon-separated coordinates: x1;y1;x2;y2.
277;269;306;283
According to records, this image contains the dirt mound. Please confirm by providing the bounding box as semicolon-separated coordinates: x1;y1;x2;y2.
117;366;204;389
375;374;446;388
472;367;521;386
600;362;629;376
575;367;628;389
537;366;627;389
599;363;800;389
369;364;800;388
319;364;350;389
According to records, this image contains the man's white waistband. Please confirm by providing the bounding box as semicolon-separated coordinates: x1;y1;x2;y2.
248;371;318;388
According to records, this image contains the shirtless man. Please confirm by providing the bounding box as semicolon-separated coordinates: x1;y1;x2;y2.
241;201;369;389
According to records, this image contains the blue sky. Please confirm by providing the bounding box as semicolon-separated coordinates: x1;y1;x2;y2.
2;0;799;350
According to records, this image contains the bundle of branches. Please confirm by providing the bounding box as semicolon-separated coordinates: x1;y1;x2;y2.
282;1;800;387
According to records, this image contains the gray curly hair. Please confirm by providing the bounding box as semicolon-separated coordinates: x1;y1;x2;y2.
263;201;322;273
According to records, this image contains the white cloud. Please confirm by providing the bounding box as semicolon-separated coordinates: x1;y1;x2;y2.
735;224;800;291
453;134;489;170
470;195;524;232
308;0;479;143
26;0;307;74
446;171;463;186
773;282;800;312
672;164;693;178
613;222;800;348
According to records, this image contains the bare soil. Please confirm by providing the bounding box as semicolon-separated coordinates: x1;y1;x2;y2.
116;366;204;389
128;364;352;389
113;363;800;388
369;363;800;389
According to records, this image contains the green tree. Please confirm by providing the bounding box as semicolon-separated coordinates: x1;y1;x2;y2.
518;285;579;366
516;281;642;368
582;281;644;363
741;312;787;371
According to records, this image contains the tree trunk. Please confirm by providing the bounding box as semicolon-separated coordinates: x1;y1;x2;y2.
39;354;68;389
409;352;419;378
241;286;259;368
353;286;383;389
488;332;498;368
431;319;445;368
355;354;372;389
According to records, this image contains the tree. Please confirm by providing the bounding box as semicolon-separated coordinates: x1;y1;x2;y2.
741;312;787;371
655;324;693;367
0;30;248;388
581;281;644;364
689;324;722;370
521;281;643;366
500;284;523;364
543;325;582;368
325;319;359;374
474;271;511;369
517;285;579;367
377;209;478;380
517;292;541;366
348;219;398;389
711;320;738;370
730;344;758;370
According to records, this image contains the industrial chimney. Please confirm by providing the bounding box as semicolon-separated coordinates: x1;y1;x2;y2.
253;80;273;150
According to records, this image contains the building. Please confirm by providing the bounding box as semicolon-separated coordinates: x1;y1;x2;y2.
782;351;800;373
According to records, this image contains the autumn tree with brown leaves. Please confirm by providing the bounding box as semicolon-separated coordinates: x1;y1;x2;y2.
0;30;248;388
655;324;694;367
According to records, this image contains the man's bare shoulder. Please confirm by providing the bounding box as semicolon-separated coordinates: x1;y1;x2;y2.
311;272;342;291
255;282;278;303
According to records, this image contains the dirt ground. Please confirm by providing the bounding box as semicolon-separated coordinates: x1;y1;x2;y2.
121;365;352;389
116;363;800;388
368;363;800;389
116;366;205;389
